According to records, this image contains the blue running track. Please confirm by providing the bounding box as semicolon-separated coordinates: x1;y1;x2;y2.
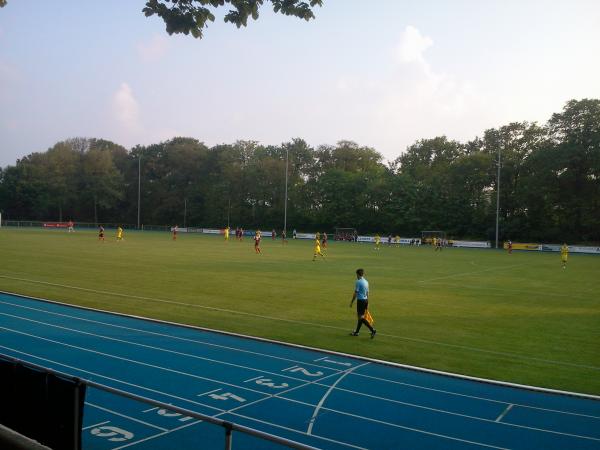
0;291;599;449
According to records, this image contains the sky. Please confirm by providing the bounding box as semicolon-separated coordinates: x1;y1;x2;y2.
1;0;599;167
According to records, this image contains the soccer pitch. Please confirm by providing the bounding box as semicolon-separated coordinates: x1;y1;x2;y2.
1;228;599;395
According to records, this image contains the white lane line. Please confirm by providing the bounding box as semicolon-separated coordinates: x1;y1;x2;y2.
2;277;594;371
82;420;109;430
352;373;600;420
13;298;594;417
0;344;363;450
495;404;514;423
196;389;221;397
85;402;168;432
0;299;346;373
244;376;263;383
0;313;596;426
111;420;202;450
0;344;227;413
418;263;528;283
233;411;506;450
4;343;597;446
0;325;275;397
0;311;334;385
307;363;369;435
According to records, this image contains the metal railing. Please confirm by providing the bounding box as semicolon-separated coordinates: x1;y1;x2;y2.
0;355;319;450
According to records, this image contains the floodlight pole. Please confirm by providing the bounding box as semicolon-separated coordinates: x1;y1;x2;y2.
495;145;501;249
283;146;289;235
183;198;187;228
137;154;141;229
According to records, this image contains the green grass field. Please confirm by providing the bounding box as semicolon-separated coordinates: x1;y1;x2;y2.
1;227;599;395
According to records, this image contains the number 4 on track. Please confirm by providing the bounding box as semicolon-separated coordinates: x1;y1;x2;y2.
209;391;246;402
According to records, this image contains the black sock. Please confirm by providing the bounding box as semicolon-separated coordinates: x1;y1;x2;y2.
362;319;374;333
355;320;363;334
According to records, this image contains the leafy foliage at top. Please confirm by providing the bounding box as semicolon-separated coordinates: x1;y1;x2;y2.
143;0;323;38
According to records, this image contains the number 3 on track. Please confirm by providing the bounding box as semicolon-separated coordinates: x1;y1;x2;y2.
255;377;288;389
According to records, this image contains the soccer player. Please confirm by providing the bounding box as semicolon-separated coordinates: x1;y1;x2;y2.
224;226;230;241
281;229;287;244
507;240;513;254
67;220;74;233
395;235;400;245
313;236;325;261
272;229;276;240
172;225;178;241
349;268;376;338
322;232;328;249
561;243;569;269
254;230;262;253
435;237;442;251
98;225;105;242
374;234;381;251
116;226;123;241
293;229;297;239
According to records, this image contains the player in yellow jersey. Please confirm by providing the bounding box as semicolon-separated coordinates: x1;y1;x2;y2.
374;234;381;251
254;230;262;253
561;243;569;269
116;226;124;241
313;236;325;261
224;226;230;241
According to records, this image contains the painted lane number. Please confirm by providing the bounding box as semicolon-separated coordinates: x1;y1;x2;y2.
156;408;194;422
209;391;246;402
287;366;323;377
255;377;289;389
90;425;134;442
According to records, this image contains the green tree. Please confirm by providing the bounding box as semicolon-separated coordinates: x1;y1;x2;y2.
547;99;600;241
81;148;124;225
143;0;322;39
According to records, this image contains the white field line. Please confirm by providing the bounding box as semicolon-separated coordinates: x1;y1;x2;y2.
425;281;597;302
0;311;337;385
5;307;598;421
418;263;528;283
0;299;348;373
307;363;369;435
3;340;599;444
2;275;598;371
85;402;168;431
3;300;597;420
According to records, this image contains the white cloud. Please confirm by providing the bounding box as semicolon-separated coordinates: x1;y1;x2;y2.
136;34;169;63
323;26;499;159
396;25;433;64
108;82;183;147
112;82;141;132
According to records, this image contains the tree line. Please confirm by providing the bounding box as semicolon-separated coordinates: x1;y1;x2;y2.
1;99;598;243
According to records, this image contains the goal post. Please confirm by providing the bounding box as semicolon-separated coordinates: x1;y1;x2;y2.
421;230;446;245
334;227;357;242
